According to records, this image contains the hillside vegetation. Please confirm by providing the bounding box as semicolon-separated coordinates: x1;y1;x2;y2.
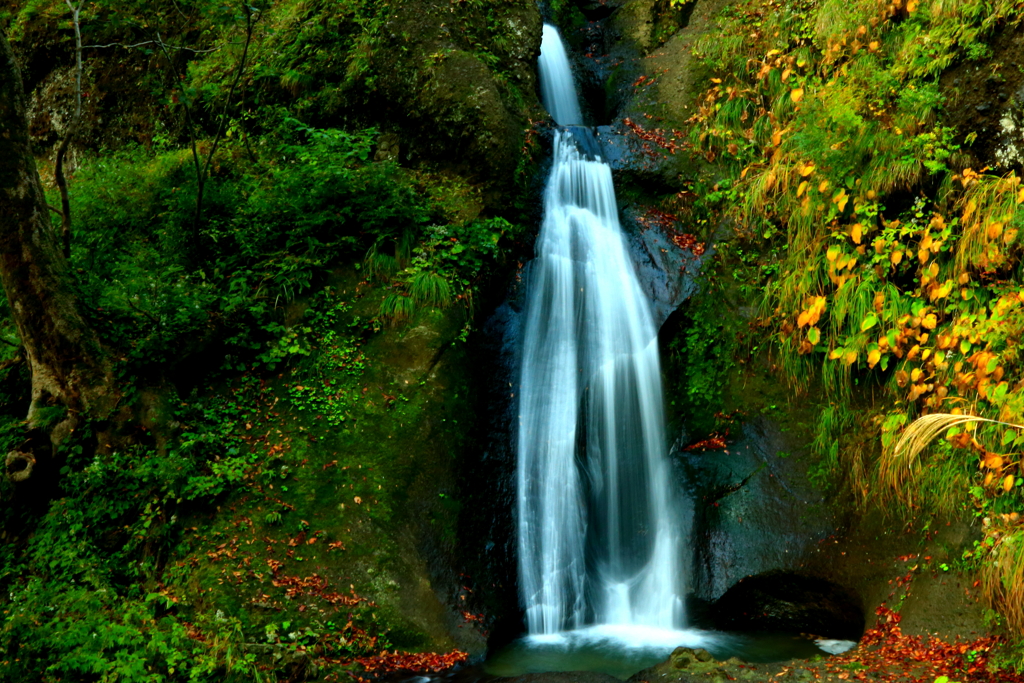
0;0;538;680
666;0;1024;646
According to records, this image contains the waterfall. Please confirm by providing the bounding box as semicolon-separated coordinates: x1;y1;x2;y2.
537;24;583;127
517;24;683;636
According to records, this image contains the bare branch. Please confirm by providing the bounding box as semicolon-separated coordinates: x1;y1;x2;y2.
201;4;259;194
151;31;205;245
125;297;160;326
82;40;224;53
55;0;84;258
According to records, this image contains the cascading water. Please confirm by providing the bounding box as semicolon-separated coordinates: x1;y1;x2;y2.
516;23;684;638
488;26;858;677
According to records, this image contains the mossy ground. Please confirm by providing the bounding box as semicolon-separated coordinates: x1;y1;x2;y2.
162;271;485;656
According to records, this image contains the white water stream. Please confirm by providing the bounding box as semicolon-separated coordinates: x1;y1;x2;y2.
516;24;684;637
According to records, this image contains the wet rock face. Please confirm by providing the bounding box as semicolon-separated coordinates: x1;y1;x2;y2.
622;210;705;328
940;25;1024;170
709;571;865;641
994;83;1024;168
677;417;839;600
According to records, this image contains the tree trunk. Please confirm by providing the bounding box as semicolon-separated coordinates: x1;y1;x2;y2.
0;29;119;483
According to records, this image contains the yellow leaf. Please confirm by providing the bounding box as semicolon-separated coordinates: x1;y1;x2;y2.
963;198;977;222
807;296;826;326
772;130;782;147
931;283;951;300
829;348;844;360
1017;188;1024;204
918;247;930;265
984;453;1004;470
711;78;722;84
868;41;880;51
799;163;815;177
987;222;1004;240
782;68;792;82
907;0;918;11
985;471;995;486
797;180;808;197
838;195;849;212
797;310;811;328
791;87;805;103
891;250;903;265
851;223;863;244
911;368;922;382
922;313;937;330
844;350;858;365
1004;474;1016;492
1005;227;1018;245
867;348;881;368
818;180;829;193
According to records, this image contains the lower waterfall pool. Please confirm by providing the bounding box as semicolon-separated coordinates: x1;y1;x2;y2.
482;626;857;679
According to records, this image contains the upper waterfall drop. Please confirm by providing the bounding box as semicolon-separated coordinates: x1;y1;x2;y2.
516;24;684;637
538;24;583;126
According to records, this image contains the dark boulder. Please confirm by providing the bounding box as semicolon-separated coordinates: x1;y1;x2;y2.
710;571;865;641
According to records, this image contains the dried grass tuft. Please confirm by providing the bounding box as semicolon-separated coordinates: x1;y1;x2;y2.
880;412;1023;507
979;525;1024;636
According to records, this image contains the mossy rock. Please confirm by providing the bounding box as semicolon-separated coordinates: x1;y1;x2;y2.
370;0;544;202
